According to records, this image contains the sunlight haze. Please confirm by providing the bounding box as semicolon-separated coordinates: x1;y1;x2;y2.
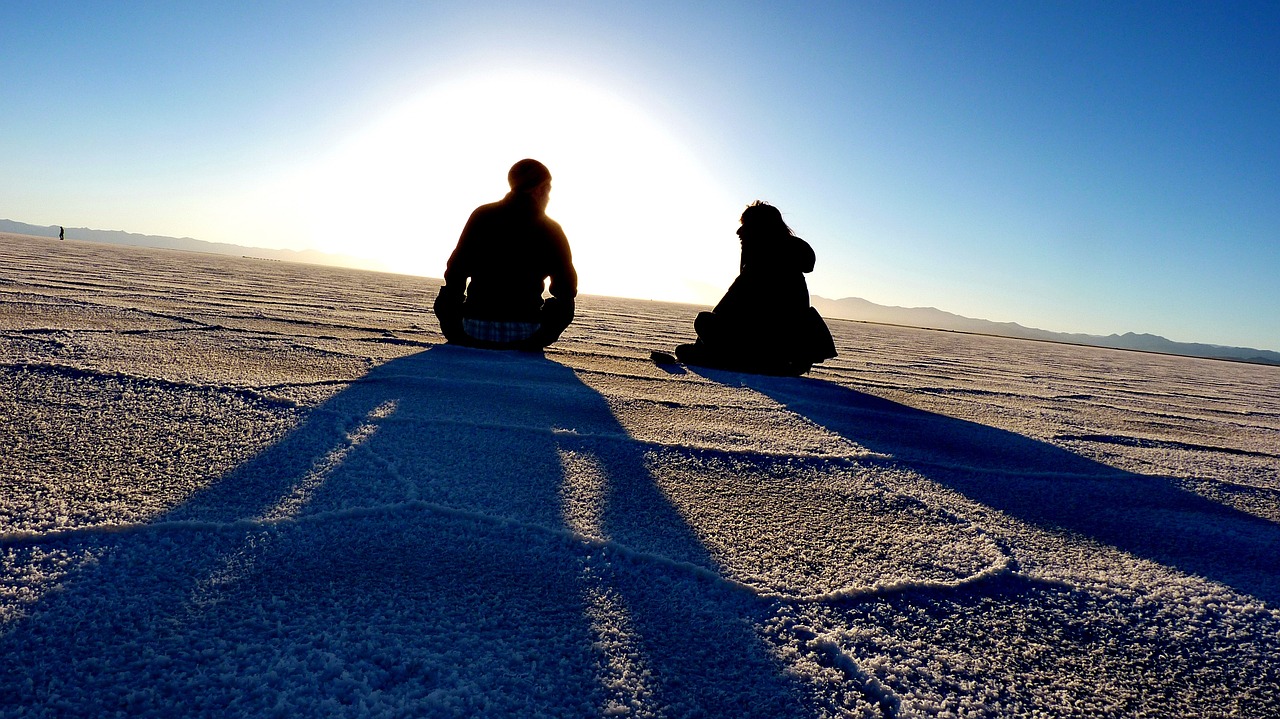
280;72;742;305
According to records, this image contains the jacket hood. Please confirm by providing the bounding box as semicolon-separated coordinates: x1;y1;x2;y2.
743;235;815;274
790;236;816;273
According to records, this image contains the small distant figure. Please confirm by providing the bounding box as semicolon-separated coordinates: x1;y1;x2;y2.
433;159;577;350
658;201;836;376
58;226;64;241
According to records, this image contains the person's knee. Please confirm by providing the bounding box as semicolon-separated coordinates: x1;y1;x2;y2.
542;296;574;327
542;296;575;336
693;311;719;339
519;296;575;349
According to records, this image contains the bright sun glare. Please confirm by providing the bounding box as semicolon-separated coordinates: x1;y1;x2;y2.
265;72;742;305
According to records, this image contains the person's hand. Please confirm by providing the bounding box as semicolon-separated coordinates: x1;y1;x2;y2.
433;286;462;314
541;295;574;322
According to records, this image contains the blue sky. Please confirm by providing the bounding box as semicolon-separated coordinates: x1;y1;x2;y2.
3;1;1278;350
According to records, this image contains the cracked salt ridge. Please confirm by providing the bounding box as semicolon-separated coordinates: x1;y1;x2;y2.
1;364;1011;609
2;353;1008;603
0;498;1019;606
2;361;304;408
1058;432;1280;458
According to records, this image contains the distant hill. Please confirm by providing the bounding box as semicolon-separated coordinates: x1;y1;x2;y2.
812;295;1280;367
0;219;389;273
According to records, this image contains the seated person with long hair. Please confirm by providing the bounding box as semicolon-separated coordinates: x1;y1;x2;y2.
433;159;577;350
659;201;836;376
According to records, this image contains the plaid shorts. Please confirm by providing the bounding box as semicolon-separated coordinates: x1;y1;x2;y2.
463;318;540;344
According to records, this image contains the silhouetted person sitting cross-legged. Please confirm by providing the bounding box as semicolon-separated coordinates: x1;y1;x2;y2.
433;159;577;351
659;201;837;376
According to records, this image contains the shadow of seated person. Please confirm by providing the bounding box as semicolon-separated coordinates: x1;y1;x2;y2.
659;201;836;376
703;368;1280;608
433;158;577;351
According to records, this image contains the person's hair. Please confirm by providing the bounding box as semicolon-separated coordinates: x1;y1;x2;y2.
508;159;552;192
739;200;794;237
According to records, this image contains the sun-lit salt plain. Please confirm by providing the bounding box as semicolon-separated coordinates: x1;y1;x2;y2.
2;234;1278;718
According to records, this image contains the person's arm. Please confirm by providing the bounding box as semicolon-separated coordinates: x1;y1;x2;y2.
434;209;484;343
442;209;487;302
545;222;577;302
712;276;746;316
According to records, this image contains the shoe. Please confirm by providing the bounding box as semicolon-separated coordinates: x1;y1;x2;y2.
674;343;701;365
650;350;679;364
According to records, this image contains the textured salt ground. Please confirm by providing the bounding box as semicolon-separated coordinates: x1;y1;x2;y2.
1;234;1279;718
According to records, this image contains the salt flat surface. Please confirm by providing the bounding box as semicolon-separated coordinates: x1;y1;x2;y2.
2;234;1278;718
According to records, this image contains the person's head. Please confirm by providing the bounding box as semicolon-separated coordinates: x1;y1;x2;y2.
737;200;793;240
508;158;552;210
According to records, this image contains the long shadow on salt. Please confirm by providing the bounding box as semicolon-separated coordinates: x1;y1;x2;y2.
700;369;1280;608
0;345;814;717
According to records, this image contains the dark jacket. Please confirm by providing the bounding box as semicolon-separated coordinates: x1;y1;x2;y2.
442;193;577;321
713;234;815;323
693;233;836;373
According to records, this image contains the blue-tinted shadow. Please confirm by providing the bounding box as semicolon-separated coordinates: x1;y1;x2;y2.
0;346;815;717
695;368;1280;608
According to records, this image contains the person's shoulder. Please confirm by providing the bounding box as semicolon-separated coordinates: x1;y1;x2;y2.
541;214;566;234
462;200;508;230
471;199;506;217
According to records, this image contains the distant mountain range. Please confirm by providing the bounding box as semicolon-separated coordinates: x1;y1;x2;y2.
812;296;1280;367
0;219;389;273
